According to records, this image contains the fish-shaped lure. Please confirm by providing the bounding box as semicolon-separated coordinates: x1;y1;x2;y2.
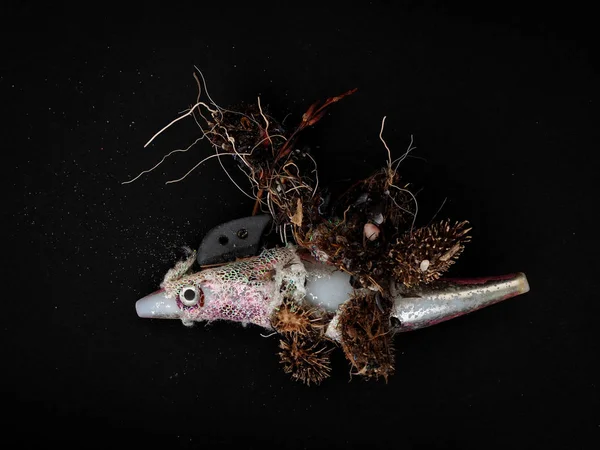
135;217;530;383
136;245;529;334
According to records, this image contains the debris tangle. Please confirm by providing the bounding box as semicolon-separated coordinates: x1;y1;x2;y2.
127;69;472;383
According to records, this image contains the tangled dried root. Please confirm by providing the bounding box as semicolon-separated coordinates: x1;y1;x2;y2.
390;219;472;287
338;290;395;381
278;334;333;385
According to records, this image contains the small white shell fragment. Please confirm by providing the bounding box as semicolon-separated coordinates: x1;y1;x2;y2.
363;223;380;241
419;259;430;272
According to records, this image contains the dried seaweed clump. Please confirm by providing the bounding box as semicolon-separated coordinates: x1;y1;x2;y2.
295;167;419;290
338;290;395;381
389;219;472;287
272;298;333;385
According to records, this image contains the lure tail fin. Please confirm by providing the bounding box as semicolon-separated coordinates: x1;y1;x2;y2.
391;273;530;331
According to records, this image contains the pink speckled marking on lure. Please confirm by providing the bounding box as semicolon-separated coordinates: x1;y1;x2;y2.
165;247;305;329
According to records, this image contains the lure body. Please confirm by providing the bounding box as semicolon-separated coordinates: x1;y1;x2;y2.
136;247;346;328
135;246;529;338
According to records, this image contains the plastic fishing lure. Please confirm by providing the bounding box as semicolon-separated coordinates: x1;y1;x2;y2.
136;216;529;383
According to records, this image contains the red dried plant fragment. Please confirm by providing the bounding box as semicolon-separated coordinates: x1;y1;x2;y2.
276;88;358;163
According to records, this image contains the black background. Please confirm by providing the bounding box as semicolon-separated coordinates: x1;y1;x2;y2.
3;2;598;449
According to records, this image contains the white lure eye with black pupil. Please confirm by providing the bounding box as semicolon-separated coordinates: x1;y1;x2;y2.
179;285;200;306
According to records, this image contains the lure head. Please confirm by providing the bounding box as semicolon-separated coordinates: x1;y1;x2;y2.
135;247;307;328
135;251;209;324
135;285;204;320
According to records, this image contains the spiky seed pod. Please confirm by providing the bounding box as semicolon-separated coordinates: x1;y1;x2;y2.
278;334;332;385
338;290;395;381
271;298;328;336
391;219;472;287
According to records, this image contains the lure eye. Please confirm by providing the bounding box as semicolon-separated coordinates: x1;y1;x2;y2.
179;285;203;307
